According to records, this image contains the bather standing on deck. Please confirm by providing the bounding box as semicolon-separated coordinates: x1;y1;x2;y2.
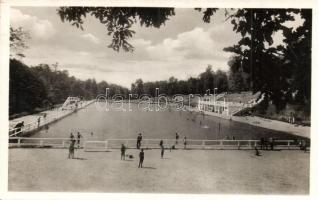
269;137;274;150
175;132;179;144
14;121;24;134
68;139;76;159
136;133;142;149
70;132;75;141
183;136;187;149
138;149;144;168
77;132;82;148
159;140;164;158
121;144;126;160
260;138;265;150
37;117;41;127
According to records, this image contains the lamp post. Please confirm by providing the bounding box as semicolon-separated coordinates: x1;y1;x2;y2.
214;88;218;113
156;87;159;102
128;94;133;111
214;88;218;103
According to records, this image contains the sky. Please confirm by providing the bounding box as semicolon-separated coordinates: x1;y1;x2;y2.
10;7;294;88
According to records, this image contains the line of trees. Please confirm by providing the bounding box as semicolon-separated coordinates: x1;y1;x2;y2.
9;59;129;116
10;58;243;116
130;65;232;97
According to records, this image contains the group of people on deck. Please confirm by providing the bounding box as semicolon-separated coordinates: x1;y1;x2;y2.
121;143;144;168
260;137;276;151
119;132;189;168
135;132;188;150
67;130;310;166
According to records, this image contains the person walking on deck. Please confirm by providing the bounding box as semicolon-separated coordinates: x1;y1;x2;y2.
136;133;142;149
161;146;165;158
269;137;274;151
303;140;307;152
300;139;308;152
260;138;265;150
70;132;75;141
264;138;269;150
159;140;164;158
37;117;41;127
77;132;82;148
175;132;179;144
140;133;143;143
68;139;75;159
255;146;261;156
121;144;126;160
183;136;187;149
14;121;24;134
138;149;144;168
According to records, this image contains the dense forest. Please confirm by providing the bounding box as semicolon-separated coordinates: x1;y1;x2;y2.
9;59;129;116
9;57;238;116
130;65;241;97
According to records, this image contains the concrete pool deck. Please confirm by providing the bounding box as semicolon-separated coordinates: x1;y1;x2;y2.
186;106;310;139
9;148;309;194
9;100;95;136
231;115;310;139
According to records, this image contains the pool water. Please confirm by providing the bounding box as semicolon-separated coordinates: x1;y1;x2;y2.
32;103;304;141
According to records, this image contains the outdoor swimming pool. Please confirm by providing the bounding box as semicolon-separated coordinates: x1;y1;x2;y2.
31;103;304;140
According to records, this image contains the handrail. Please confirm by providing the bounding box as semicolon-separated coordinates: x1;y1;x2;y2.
9;137;295;142
9;137;299;150
10;137;70;140
9;109;66;133
9;100;95;137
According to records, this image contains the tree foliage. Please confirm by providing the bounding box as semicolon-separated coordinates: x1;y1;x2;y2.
131;66;229;96
9;59;129;116
223;9;311;112
10;26;30;58
227;56;250;92
10;59;47;115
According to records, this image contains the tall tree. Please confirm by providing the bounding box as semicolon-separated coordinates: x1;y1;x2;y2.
198;65;215;94
167;76;178;96
9;59;47;115
280;10;311;114
134;78;144;96
214;70;229;92
227;56;249;92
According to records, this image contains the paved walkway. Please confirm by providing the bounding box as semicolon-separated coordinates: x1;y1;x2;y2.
9;148;309;194
186;106;310;139
9;100;95;136
231;116;310;139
